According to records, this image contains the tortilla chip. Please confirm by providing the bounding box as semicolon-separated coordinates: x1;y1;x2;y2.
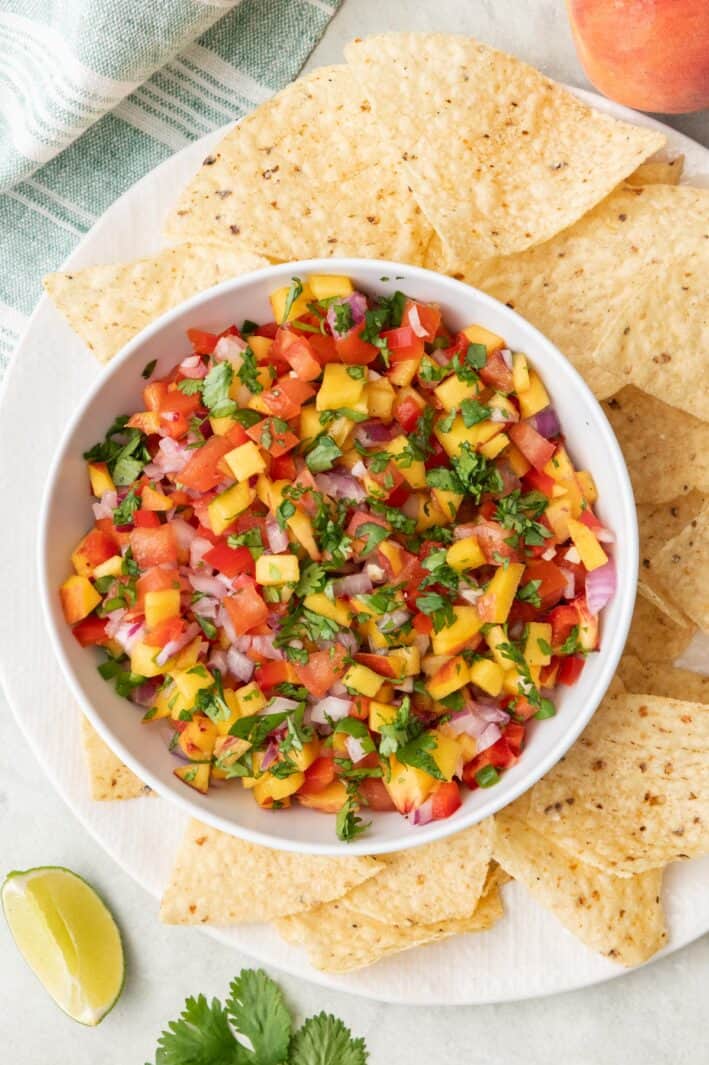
608;673;627;696
494;810;666;966
603;388;709;504
638;493;706;570
675;632;709;676
345;34;663;265
44;244;270;364
591;252;708;421
163;66;433;265
79;715;151;800
458;184;709;398
160;820;380;925
522;693;709;875
637;579;692;629
625;156;684;186
618;655;709;705
339;820;494;926
626;595;696;664
643;503;709;633
275;860;505;973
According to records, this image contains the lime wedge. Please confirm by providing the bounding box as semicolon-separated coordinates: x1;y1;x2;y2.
1;866;124;1025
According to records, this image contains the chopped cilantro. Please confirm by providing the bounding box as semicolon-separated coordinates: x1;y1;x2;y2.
460;398;492;427
306;434;342;473
416;592;456;632
236;345;264;395
112;487;140;526
201;361;236;417
141;358;157;379
281;277;303;323
517;579;542;607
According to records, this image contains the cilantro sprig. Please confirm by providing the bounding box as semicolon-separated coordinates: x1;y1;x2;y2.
151;968;367;1065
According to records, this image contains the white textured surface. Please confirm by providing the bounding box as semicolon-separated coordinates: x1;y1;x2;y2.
1;1;708;1061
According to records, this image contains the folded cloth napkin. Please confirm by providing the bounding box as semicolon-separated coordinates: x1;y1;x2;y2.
0;0;340;374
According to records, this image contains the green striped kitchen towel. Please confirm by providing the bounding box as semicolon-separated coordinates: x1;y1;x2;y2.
0;0;341;376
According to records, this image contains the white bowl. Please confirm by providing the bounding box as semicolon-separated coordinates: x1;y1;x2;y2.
39;258;637;855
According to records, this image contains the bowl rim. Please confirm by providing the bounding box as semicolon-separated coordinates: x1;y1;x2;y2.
38;256;638;855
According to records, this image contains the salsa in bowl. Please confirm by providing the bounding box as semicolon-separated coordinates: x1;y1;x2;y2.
41;260;637;855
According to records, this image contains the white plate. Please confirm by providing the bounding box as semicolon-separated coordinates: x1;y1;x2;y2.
1;88;707;1005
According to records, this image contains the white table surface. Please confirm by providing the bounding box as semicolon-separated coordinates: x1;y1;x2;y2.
1;2;707;1061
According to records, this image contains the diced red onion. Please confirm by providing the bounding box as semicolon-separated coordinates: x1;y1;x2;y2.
314;471;366;503
194;598;220;622
330;681;348;697
326;292;367;337
531;407;561;439
377;608;411;633
226;646;254;682
394;676;414;692
489;406;510;423
409;797;434;826
189;538;212;570
92;490;118;520
265;518;289;553
189;572;226;599
365;561;386;583
449;703;509;740
333;572;373;597
595;524;615;544
564;545;581;565
459;586;483;604
367;369;382;382
432;347;451;367
401;496;419;520
217;604;237;644
266;696;300;715
477;722;502;752
541;546;556;561
585;558;617;615
114;619;145;653
156;622;200;665
214;335;248;363
155;437;191;474
336;630;359;655
130;677;161;707
310;696;352;724
354;420;396;447
560;567;576;600
250;634;283;660
179;354;208;379
104;608;126;639
408;304;428;338
499;347;513;369
170;518;197;555
261;738;280;770
413;633;431;656
345;734;369;764
208;649;228;674
508;619;525;640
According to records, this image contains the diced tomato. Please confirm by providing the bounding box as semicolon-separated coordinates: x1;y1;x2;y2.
508;422;556;471
143;381;169;412
412;612;433;636
76;528;117;570
270;453;297;481
465;520;519;565
308;333;339;364
522;559;568;610
463;736;517;785
223;577;269;635
557;654;586;685
404;299;441;342
178;435;233;493
225;423;250;448
522;468;556;497
133;509;161;529
539;660;560;688
334;322;379;364
381;326;425;363
350;696;371;721
386;482;410;508
480;349;514;392
423;435;450;470
280;335;321;381
72;615;109;647
130;525;178;568
394;394;425;433
94;517;130;550
430;781;462;820
346;509;390;548
203;540;255;578
298;754;336;796
187;328;219;355
255;321;278;339
262;376;315;420
504;721;526;755
254;660;297;691
246;418;299;457
295;644;348;698
145;616;186;648
359;777;396;811
509;695;538;721
578;508;609;538
548;603;579;650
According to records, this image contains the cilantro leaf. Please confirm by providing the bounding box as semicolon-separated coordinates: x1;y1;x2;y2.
333;301;354;335
396;732;444;781
517;579;542;607
290;1012;368;1065
494;490;551;547
225;969;291;1065
306;435;342;473
154;994;243;1065
335;792;370;843
113;487;141;526
460;398;492;427
236;346;264;395
142;359;157;379
177;378;205;396
451;443;503;503
294;561;327;597
281;277;303;324
356;521;389;556
425;466;464;494
559;625;582;655
202;361;236;417
416;591;455;632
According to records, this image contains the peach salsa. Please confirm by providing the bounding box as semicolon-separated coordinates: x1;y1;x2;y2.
60;274;617;841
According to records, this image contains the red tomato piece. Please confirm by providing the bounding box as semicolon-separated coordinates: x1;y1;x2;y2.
412;612;433;636
359;777;396;811
557;654;586;686
480;349;514;392
508;422;556;471
76;528;117;569
522;468;556;497
270;453;297;481
522;559;568;610
350;696;371;721
465;520;520;565
72;615;109;647
178;436;233;493
504;721;526;755
187;328;219;355
129;525;178;568
254;660;297;691
394;394;425;433
203;541;255;578
308;333;339;364
246;418;299;457
223;577;269;636
334;322;379;364
136;565;181;608
280;335;321;381
145;616;187;648
404;299;441;341
255;322;278;339
133;509;161;529
295;645;348;698
548;603;580;650
430;781;462;821
225;423;250;448
298;755;336;796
